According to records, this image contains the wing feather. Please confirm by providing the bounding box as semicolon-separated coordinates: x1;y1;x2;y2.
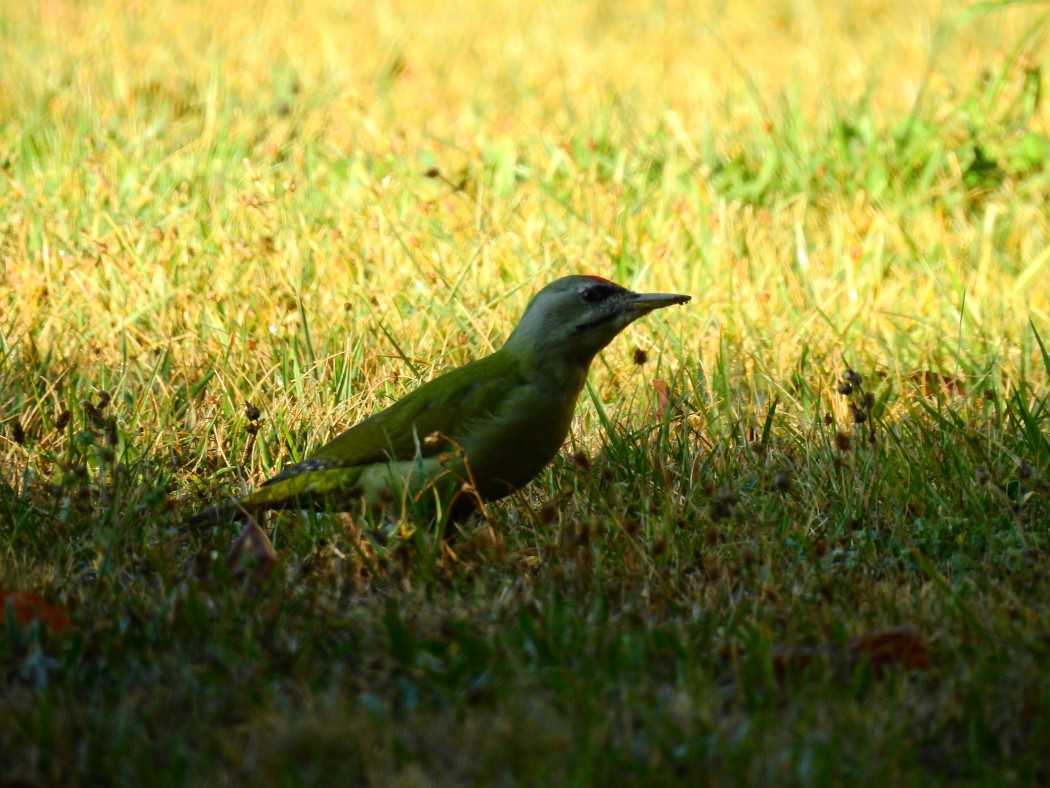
263;353;519;485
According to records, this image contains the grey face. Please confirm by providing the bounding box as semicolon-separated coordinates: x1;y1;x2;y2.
509;275;691;364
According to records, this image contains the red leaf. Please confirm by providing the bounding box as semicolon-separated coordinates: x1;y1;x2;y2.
652;379;671;419
0;591;72;634
771;627;930;680
849;627;930;671
908;371;965;398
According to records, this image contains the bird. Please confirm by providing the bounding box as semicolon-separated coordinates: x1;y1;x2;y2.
188;275;690;527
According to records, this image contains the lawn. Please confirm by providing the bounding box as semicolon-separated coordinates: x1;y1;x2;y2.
2;0;1050;783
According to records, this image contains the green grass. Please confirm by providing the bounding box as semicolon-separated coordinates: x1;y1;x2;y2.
3;0;1050;783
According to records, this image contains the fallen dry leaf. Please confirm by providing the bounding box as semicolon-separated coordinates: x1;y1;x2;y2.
226;519;277;587
849;627;930;671
652;379;672;419
908;371;965;398
772;627;930;680
0;590;72;634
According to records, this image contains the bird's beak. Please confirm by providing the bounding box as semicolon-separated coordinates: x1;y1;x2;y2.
626;291;692;312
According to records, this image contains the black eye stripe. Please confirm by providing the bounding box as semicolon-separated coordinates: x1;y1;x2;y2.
580;283;621;303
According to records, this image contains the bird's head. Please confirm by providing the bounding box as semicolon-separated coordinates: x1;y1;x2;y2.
503;275;691;366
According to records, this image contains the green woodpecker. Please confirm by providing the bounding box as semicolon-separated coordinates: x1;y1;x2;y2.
189;275;690;526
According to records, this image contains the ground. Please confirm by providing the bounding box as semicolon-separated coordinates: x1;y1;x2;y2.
1;0;1049;783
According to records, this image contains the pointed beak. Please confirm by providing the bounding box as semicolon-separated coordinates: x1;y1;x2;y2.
626;291;692;312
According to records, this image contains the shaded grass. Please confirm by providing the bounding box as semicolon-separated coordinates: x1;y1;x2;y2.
3;0;1050;783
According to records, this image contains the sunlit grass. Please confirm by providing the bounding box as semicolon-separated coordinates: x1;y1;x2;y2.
2;0;1050;783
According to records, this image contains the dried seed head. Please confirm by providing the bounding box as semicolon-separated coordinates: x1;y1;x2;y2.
574;523;592;545
709;487;739;521
633;348;648;365
772;469;792;492
823;413;835;427
538;500;558;523
55;410;71;431
96;390;111;410
104;417;118;446
81;399;101;423
837;381;853;396
843;369;863;387
245;403;261;421
717;487;739;505
849;404;867;424
11;420;25;445
835;431;852;452
571;451;592;472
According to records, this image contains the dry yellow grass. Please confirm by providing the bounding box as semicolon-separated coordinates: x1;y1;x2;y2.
1;0;1047;509
2;2;1050;782
3;1;1047;363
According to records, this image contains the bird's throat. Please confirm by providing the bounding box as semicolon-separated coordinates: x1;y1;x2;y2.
574;309;621;334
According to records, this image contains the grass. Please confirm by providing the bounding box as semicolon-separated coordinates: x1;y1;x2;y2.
2;0;1050;782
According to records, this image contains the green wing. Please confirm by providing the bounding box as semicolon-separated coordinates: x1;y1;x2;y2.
262;352;519;485
185;350;543;523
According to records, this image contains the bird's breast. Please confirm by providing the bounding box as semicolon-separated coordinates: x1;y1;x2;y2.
458;367;587;499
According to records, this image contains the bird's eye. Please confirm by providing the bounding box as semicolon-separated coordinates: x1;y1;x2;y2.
579;283;619;304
